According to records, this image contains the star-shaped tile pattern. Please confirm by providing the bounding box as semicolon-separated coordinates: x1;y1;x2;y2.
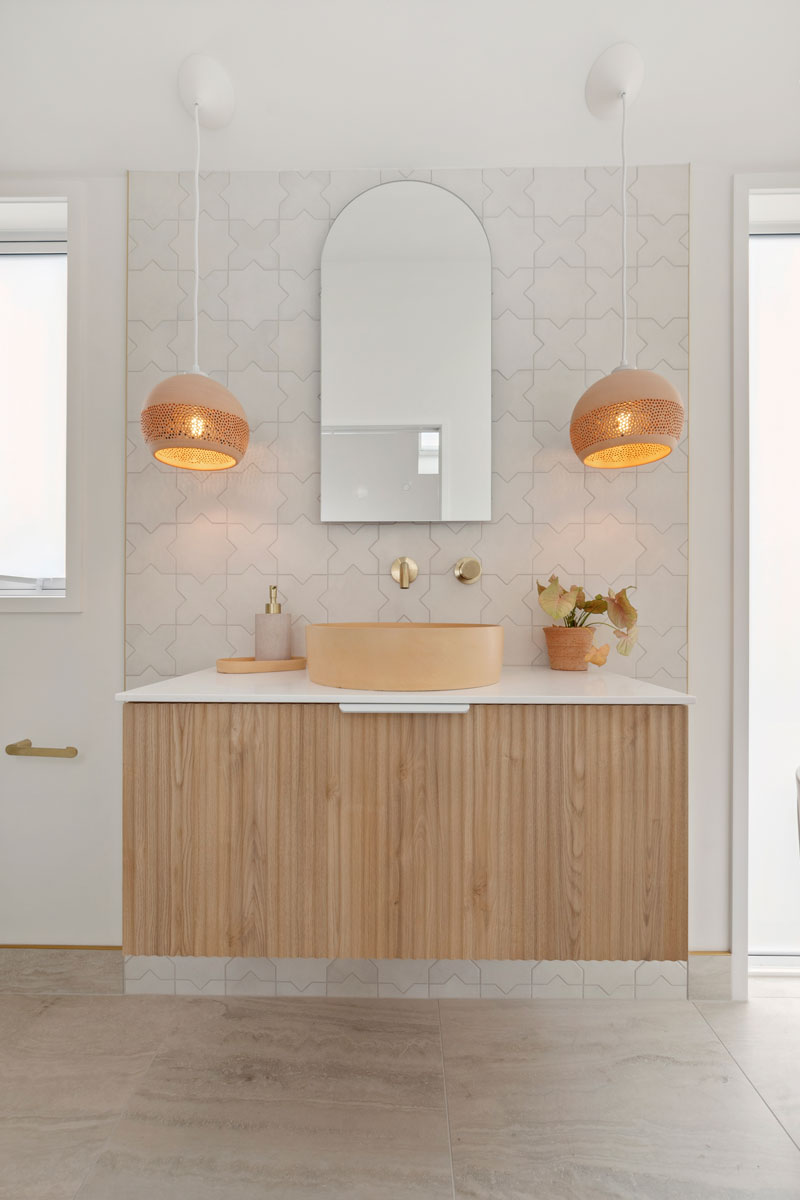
126;167;688;686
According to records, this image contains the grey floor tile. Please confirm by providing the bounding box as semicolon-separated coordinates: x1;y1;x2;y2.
144;995;445;1110
75;1095;453;1199
0;1113;116;1200
698;998;800;1149
3;993;800;1200
440;999;800;1198
0;994;48;1041
748;976;800;998
0;950;123;995
0;996;179;1118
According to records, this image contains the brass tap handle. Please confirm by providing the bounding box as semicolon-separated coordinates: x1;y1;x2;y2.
5;739;78;759
390;556;419;590
454;556;482;584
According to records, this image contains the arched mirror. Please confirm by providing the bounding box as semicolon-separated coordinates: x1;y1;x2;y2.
320;181;491;522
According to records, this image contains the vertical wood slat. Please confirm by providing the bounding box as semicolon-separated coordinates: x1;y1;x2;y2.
123;701;688;961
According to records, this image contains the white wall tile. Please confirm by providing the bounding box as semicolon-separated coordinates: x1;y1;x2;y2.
322;169;382;217
170;516;234;580
277;981;327;997
422;573;486;623
582;960;638;998
534;215;585;268
129;220;179;271
178;172;229;220
176;575;227;625
321;567;384;622
326;958;378;997
126;624;176;676
226;958;277;987
223;264;286;324
127;167;688;691
122;955;688;999
127;567;180;632
531;960;584;998
529;168;592;217
634;960;688;999
228;219;279;270
475;960;533;995
168;618;234;674
279;171;331;219
173;956;229;996
222;173;286;224
578;515;643;579
228;319;279;371
272;958;330;986
492;369;533;420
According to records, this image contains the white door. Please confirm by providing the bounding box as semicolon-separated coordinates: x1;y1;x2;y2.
0;177;126;946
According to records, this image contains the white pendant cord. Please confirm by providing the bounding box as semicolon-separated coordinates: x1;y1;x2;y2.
192;101;201;375
619;89;629;370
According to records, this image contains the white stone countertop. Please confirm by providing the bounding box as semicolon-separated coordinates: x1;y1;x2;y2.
116;666;694;707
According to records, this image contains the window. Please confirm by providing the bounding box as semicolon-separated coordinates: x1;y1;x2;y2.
0;200;68;598
748;200;800;961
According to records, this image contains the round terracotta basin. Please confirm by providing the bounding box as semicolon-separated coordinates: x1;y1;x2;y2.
305;622;504;692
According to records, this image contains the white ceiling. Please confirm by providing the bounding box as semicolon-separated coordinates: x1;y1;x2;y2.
2;0;798;173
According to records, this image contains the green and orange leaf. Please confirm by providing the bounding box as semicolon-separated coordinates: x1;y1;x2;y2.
537;576;581;622
613;626;639;656
585;642;610;666
606;587;638;630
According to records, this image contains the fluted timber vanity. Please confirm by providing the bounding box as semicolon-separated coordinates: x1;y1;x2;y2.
117;668;692;964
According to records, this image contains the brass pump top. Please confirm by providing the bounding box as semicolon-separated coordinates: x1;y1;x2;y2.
265;585;282;614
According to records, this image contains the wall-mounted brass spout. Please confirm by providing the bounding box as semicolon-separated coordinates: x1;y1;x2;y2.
390;556;419;589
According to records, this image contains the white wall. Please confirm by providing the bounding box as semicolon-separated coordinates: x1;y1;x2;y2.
688;166;734;950
4;0;798;949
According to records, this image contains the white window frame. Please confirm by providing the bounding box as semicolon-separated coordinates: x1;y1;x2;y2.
731;171;800;1000
0;178;86;613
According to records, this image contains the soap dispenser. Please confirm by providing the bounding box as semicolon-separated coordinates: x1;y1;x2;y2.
255;586;291;662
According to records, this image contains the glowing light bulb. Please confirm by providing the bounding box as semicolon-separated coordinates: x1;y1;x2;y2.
616;409;632;435
189;414;205;438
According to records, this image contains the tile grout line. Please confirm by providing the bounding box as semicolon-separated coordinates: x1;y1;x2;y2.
692;1001;800;1157
436;999;458;1200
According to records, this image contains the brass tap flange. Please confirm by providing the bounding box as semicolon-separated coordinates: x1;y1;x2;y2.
390;556;419;589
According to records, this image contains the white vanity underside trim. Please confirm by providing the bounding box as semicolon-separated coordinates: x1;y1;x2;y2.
124;956;689;1000
116;665;694;706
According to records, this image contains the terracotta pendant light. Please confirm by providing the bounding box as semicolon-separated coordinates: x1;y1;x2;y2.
570;44;684;469
141;56;249;471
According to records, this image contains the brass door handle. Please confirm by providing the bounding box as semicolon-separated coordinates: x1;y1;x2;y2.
5;739;78;759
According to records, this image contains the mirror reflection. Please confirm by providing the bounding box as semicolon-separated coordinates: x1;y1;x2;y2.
320;181;491;522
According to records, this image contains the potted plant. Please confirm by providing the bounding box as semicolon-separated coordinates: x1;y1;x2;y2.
537;575;639;672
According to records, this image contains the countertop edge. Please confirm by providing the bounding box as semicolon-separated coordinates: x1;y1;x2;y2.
116;667;695;707
116;695;695;704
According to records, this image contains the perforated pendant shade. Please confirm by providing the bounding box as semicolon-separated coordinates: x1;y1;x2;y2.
141;374;249;471
569;368;684;468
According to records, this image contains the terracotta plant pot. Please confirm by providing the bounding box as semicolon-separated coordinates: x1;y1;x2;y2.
543;625;595;672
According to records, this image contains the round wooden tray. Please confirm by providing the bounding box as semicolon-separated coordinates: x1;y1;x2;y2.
216;656;306;674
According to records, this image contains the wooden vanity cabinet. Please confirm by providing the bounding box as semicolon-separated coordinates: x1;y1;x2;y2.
123;701;687;961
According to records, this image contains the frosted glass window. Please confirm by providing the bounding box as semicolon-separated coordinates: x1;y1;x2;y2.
0;253;67;589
